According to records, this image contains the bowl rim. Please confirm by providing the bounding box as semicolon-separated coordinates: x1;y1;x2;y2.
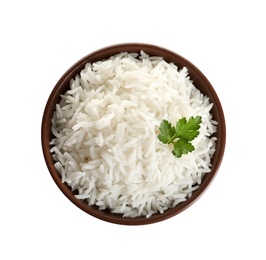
41;42;226;225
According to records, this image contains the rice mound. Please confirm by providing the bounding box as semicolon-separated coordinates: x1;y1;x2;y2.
50;51;217;218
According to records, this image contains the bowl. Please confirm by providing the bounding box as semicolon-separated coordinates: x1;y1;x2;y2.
41;43;226;225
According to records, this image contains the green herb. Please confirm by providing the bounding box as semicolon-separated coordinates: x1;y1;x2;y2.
158;116;202;158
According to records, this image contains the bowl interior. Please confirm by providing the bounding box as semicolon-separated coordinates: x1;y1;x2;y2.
41;43;226;225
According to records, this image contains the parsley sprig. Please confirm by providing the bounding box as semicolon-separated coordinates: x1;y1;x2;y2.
158;116;202;158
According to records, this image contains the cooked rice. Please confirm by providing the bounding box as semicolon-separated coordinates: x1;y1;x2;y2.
50;51;217;218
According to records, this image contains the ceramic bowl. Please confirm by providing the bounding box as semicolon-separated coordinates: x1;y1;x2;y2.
41;43;226;225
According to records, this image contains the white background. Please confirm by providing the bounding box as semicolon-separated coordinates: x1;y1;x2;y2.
1;0;265;259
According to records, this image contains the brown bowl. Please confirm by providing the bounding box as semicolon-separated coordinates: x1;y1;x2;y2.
41;43;226;225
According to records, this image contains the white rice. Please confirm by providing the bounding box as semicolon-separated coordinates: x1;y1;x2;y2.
50;51;217;218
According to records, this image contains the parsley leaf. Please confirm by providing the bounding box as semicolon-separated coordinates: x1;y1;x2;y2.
172;139;195;158
175;116;202;141
158;116;202;158
158;119;176;144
